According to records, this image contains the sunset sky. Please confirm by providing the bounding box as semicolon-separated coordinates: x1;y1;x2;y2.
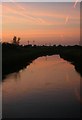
2;2;80;45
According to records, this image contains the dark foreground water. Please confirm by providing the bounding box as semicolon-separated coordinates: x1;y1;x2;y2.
2;55;80;118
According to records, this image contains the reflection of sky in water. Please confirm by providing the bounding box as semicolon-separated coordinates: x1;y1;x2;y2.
2;55;80;118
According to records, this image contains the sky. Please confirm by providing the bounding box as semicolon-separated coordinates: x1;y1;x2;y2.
2;2;80;45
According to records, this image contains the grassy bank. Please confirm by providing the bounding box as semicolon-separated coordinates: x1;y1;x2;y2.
2;43;82;78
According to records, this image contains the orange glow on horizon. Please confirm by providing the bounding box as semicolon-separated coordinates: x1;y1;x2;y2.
2;2;80;45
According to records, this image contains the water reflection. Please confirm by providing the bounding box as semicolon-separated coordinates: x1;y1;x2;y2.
2;55;80;118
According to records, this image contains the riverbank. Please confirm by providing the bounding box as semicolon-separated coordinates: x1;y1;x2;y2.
2;43;82;78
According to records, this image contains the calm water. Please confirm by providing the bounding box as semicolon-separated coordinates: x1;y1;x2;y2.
2;55;80;118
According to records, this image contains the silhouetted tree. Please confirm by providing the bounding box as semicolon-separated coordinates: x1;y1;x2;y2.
12;36;17;44
12;36;21;45
17;37;20;45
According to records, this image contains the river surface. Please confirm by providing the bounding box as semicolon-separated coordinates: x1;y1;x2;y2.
2;55;80;118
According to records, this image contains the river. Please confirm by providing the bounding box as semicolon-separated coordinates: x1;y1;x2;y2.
1;55;80;118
